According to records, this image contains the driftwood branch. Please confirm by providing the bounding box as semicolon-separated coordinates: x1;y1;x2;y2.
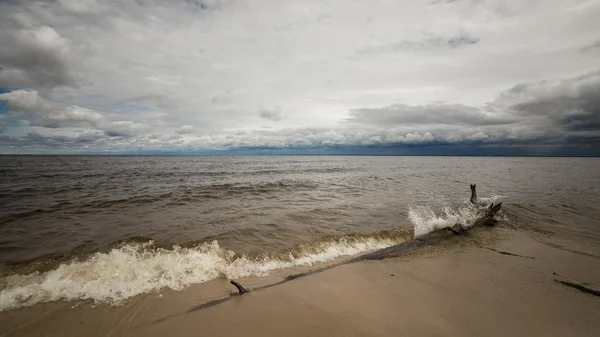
470;184;477;204
450;184;502;234
472;202;502;227
230;280;249;295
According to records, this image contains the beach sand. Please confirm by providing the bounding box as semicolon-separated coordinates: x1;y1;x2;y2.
2;227;599;337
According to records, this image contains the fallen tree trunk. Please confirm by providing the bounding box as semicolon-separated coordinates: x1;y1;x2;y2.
472;202;502;227
450;184;502;234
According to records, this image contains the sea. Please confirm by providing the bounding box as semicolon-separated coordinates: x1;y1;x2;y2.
1;155;599;311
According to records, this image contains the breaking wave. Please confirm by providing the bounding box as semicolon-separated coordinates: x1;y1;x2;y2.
0;230;409;311
409;196;503;238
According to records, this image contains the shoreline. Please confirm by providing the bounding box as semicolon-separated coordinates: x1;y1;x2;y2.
2;226;599;336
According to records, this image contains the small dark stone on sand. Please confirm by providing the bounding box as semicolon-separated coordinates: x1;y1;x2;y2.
390;274;395;276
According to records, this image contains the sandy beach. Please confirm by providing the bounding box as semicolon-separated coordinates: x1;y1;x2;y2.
2;226;599;337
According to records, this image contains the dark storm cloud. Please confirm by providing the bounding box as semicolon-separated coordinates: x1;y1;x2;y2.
104;130;130;137
258;107;284;121
498;70;600;132
564;132;600;145
340;70;600;151
0;26;77;88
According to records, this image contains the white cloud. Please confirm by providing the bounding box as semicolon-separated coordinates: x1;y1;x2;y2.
176;125;195;134
0;89;154;139
0;89;54;114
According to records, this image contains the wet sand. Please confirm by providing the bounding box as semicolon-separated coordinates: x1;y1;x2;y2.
2;227;600;337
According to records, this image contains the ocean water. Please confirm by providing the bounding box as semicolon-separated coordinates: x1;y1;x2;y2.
1;156;599;310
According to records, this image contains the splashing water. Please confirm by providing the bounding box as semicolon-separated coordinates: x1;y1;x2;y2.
409;196;504;238
0;232;408;311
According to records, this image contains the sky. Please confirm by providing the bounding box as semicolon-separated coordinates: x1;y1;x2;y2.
0;0;599;155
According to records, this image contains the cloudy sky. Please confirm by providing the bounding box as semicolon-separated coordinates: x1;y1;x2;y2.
0;0;599;155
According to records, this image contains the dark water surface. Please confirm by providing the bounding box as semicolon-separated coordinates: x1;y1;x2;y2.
1;156;599;310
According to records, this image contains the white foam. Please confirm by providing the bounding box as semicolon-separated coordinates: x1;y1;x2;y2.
409;195;503;238
0;235;404;311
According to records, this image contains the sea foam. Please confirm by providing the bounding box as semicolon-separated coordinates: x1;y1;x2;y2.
0;233;407;311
